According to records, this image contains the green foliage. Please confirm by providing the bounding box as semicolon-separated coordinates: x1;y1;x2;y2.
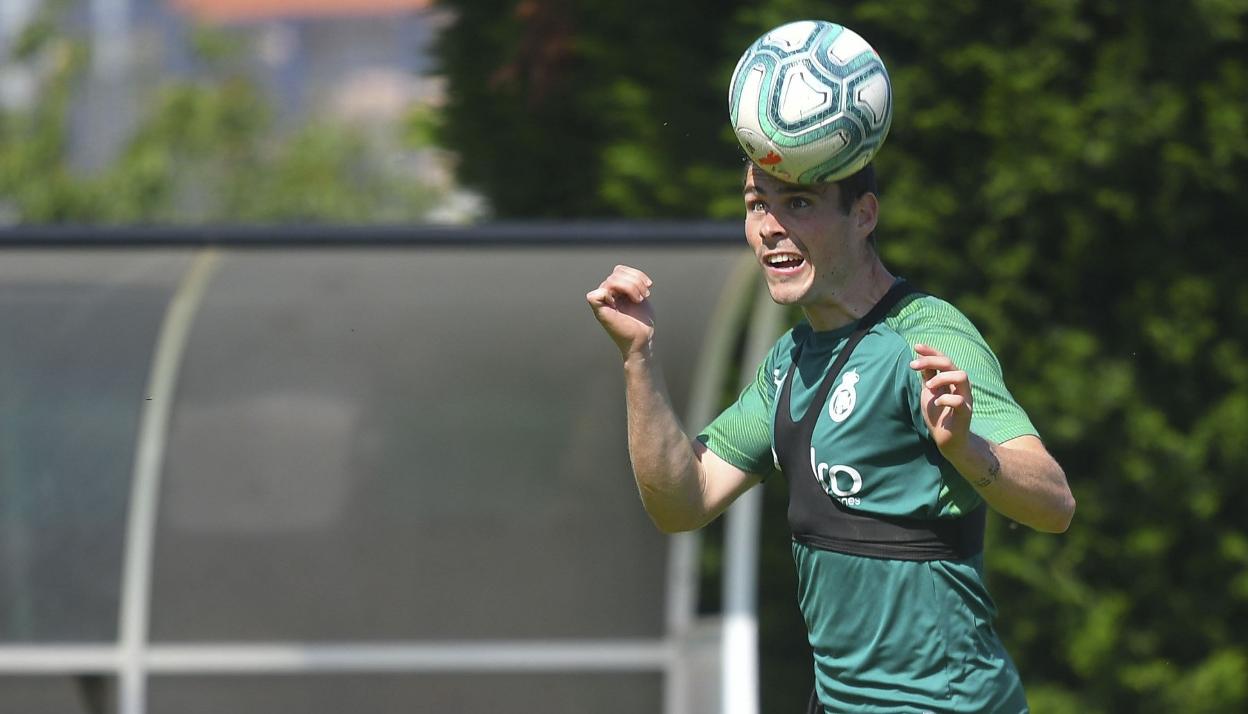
434;0;745;218
854;5;1248;713
437;1;1248;711
0;20;435;224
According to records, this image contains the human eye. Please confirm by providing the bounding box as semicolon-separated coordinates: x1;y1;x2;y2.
788;196;812;210
746;198;767;213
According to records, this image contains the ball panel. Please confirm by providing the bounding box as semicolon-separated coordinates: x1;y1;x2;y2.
774;63;839;127
734;126;781;167
808;146;874;184
846;70;891;129
825;28;872;66
788;116;863;183
729;58;782;141
732;65;790;173
758;21;821;54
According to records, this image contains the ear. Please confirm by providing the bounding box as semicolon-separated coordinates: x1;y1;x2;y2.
854;192;879;238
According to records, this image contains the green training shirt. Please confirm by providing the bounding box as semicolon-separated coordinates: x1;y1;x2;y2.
699;289;1036;713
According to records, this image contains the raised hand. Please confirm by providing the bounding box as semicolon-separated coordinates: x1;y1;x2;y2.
586;265;656;358
909;343;973;455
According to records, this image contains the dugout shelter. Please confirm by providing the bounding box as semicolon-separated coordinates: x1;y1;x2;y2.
0;224;779;714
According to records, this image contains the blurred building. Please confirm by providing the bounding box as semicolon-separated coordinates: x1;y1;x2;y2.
0;0;40;110
168;0;440;124
1;0;482;222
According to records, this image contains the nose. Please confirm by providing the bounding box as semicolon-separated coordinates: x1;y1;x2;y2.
758;209;785;243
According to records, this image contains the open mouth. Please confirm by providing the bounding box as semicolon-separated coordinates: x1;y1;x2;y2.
764;253;805;271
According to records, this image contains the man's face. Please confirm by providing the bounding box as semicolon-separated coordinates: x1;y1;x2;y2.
742;164;864;311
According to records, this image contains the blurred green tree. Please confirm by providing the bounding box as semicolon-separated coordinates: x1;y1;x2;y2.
435;1;1248;712
434;0;746;218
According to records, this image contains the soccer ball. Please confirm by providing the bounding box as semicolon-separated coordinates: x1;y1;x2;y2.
728;20;892;184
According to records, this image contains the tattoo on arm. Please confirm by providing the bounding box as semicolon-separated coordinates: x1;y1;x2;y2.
973;449;1001;488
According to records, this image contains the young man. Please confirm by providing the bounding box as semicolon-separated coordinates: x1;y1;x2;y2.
586;162;1075;712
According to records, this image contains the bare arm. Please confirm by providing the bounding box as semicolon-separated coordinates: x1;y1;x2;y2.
588;266;760;533
941;433;1073;533
911;343;1076;533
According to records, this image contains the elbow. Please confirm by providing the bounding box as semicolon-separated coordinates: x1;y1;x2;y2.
649;510;705;535
654;521;695;535
1036;460;1076;533
639;479;710;534
1056;493;1077;533
643;495;710;534
1037;493;1077;534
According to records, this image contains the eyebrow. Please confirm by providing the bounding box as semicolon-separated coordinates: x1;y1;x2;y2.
743;183;813;196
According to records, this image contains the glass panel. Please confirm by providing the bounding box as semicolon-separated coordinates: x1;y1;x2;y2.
0;251;191;642
148;673;662;714
0;675;116;714
150;247;744;641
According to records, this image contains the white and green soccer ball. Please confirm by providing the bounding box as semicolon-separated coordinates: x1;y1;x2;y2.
728;20;893;184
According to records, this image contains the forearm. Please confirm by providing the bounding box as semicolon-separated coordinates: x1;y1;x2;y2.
944;434;1075;533
622;352;709;533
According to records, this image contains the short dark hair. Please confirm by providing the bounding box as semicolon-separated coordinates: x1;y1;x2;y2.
833;164;877;216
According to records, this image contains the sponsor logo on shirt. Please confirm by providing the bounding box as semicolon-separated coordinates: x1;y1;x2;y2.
810;447;863;506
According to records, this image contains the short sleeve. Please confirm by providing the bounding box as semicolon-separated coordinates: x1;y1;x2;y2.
893;298;1038;445
696;347;779;476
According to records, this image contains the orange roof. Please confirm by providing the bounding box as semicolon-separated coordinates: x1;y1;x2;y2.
172;0;432;23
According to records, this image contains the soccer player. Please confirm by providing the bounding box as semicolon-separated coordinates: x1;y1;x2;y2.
585;161;1075;713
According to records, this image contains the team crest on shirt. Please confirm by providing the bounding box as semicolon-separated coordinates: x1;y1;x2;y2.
828;370;860;423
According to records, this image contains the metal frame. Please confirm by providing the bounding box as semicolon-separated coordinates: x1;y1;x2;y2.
0;642;674;674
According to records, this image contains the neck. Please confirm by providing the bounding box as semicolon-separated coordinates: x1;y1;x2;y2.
802;259;896;331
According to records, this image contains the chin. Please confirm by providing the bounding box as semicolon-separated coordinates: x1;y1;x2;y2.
765;284;808;306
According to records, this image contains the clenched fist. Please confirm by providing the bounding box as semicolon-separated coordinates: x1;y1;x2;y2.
586;265;656;359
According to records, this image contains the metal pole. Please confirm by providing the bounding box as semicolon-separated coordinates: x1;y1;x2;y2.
720;285;785;714
117;250;221;714
665;254;760;714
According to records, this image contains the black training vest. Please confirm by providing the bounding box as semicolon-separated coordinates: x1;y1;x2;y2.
774;281;986;561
